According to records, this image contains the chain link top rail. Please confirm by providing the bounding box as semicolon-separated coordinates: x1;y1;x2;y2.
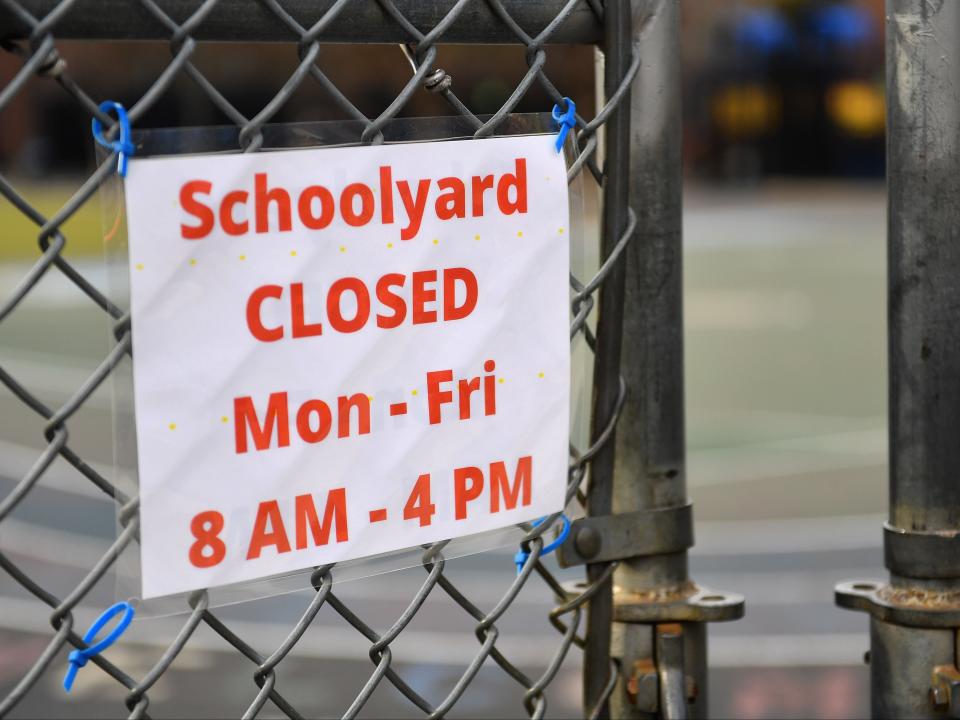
0;1;638;716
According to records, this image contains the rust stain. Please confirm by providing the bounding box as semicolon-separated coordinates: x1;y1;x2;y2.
878;585;960;610
614;581;698;606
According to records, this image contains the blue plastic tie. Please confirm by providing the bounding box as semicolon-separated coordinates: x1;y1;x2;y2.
91;101;134;177
551;97;576;153
514;514;571;574
63;601;135;693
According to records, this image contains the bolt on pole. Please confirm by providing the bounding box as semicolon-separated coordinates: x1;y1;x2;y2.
836;1;960;716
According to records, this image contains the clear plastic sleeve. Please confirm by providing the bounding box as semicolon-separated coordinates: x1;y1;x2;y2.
97;113;595;616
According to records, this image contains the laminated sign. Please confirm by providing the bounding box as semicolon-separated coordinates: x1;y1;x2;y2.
124;134;570;599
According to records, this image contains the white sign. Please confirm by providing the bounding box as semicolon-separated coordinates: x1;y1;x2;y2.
124;134;570;598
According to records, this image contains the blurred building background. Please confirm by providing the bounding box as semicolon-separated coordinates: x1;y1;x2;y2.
684;0;884;179
1;0;885;181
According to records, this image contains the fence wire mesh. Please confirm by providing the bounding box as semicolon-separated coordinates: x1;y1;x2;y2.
0;1;638;717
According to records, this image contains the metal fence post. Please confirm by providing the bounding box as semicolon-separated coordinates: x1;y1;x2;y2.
836;1;960;716
568;2;744;718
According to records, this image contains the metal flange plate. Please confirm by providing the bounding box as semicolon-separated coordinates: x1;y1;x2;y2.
558;580;745;624
836;580;960;628
612;583;744;623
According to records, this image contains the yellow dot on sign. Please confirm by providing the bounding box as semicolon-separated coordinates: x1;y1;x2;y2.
221;416;229;423
387;243;394;249
538;372;545;378
189;258;197;266
411;389;418;396
517;231;523;238
498;377;505;384
474;234;480;241
558;228;565;234
239;254;246;261
291;250;297;257
135;263;144;270
339;246;346;253
367;395;373;402
168;423;176;431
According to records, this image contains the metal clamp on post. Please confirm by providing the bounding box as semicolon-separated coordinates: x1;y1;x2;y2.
836;523;960;628
558;503;744;625
884;523;960;579
557;504;693;567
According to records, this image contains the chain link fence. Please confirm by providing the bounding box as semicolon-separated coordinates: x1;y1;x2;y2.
0;1;642;717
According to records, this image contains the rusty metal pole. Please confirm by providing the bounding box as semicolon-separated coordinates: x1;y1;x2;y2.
568;3;743;718
836;1;960;717
608;2;697;714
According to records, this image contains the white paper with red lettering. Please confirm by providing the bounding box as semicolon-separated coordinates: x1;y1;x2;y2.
124;135;569;598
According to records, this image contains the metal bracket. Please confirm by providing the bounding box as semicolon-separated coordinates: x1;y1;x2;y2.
614;583;745;624
557;504;693;567
836;580;960;628
560;580;744;623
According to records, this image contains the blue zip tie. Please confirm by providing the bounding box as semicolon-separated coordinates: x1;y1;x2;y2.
63;601;135;693
551;97;576;153
91;101;134;177
514;514;571;574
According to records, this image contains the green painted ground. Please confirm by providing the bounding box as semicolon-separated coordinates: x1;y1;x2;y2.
1;182;106;261
684;183;886;519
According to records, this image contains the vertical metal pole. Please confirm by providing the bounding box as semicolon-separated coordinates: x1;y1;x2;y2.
583;0;634;716
601;2;744;717
884;0;960;714
608;0;701;717
886;1;960;546
583;3;742;717
615;0;686;593
838;2;960;716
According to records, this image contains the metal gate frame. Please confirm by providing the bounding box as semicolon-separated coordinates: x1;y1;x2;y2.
0;1;743;718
